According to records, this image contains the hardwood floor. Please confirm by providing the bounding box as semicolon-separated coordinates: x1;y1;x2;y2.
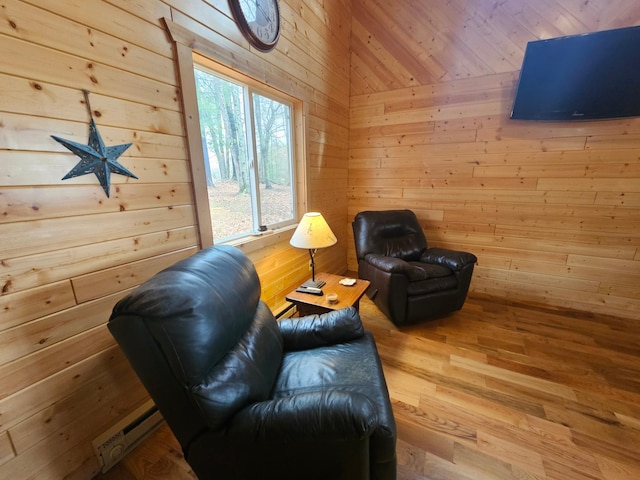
95;295;640;479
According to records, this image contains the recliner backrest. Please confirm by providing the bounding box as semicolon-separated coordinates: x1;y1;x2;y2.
353;210;428;261
109;246;283;445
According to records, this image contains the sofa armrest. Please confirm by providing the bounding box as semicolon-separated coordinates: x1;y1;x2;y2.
420;248;477;271
230;391;377;441
278;307;364;351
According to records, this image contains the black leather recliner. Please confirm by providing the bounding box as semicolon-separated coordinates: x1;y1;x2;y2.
108;245;396;480
353;210;477;326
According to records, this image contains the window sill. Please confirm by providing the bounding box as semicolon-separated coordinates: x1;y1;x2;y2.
220;224;297;255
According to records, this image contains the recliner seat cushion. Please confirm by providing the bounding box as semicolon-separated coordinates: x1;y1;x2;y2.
405;261;457;295
404;261;452;281
406;275;458;296
274;334;396;465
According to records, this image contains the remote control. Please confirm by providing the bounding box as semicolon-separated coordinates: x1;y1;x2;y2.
296;286;323;296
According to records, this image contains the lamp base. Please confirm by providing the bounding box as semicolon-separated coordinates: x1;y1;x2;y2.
302;279;326;288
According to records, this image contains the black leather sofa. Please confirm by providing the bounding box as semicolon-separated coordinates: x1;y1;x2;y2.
108;245;397;480
353;209;477;325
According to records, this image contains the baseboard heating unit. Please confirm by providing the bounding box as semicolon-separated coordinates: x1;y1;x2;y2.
92;399;164;472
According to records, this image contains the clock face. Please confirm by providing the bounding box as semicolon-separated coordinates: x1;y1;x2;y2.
230;0;280;52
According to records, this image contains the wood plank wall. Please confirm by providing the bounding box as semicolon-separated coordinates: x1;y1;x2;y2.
348;0;640;320
0;0;351;478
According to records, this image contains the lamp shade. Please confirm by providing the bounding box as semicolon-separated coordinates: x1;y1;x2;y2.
290;212;337;249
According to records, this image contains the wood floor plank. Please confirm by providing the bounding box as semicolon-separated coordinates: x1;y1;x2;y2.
476;430;546;477
594;454;640;480
395;415;455;463
452;441;533;480
94;295;640;479
450;354;579;401
433;384;530;431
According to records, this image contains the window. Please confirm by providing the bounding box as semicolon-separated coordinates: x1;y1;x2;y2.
193;64;298;243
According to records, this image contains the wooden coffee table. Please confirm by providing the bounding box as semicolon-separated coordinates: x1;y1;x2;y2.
285;272;370;317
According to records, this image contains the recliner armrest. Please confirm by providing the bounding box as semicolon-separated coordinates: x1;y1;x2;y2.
364;253;412;273
278;307;364;351
364;253;431;282
420;248;477;271
230;391;378;441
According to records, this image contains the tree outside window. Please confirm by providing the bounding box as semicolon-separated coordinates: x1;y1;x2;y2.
194;67;295;242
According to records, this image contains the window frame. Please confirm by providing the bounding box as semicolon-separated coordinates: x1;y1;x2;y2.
194;64;298;242
166;21;308;249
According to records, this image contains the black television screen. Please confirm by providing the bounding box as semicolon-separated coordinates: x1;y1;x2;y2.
511;26;640;121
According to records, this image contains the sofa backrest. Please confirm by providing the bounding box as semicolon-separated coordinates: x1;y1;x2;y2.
108;245;283;448
353;209;428;261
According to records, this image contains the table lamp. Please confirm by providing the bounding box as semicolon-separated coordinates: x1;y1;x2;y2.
290;212;337;288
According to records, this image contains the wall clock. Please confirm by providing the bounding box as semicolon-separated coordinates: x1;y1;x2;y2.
229;0;280;52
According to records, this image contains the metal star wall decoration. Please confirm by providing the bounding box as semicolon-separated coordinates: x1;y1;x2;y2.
52;90;137;197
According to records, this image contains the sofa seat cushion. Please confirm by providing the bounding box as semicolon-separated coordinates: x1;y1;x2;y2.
273;333;396;467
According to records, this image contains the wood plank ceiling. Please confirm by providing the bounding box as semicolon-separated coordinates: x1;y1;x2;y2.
351;0;640;95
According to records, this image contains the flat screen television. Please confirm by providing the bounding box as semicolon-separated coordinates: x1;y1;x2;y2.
510;26;640;121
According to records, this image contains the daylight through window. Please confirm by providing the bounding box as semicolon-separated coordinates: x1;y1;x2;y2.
194;66;296;242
